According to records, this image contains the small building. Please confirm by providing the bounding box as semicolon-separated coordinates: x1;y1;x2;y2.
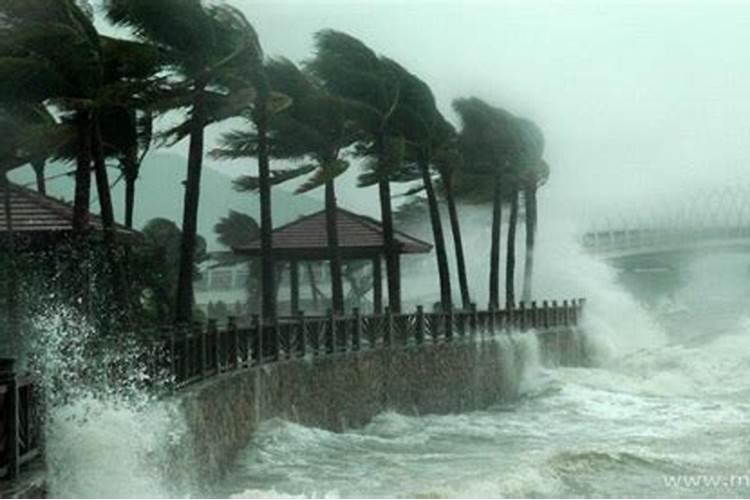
232;207;432;315
0;181;137;249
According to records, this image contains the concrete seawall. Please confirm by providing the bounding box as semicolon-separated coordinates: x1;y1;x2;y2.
175;327;587;493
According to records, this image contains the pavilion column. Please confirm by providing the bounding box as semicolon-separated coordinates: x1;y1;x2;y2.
290;259;299;315
372;256;383;314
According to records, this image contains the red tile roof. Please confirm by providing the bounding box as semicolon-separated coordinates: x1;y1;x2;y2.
233;207;432;256
0;182;137;237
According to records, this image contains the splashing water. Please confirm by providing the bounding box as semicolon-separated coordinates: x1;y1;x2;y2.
25;305;187;498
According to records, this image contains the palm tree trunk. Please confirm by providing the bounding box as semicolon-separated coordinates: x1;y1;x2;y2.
123;144;139;230
521;186;537;303
174;91;206;325
31;160;46;195
325;180;345;313
93;117;128;317
505;188;519;308
441;171;471;310
378;179;401;312
256;91;276;320
418;149;451;311
72;110;92;235
124;176;136;230
489;174;502;309
2;174;20;345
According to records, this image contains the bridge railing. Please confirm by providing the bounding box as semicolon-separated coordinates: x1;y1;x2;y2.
165;299;586;388
583;225;750;254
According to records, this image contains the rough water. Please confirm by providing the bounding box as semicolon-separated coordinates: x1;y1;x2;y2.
36;241;750;498
216;252;750;499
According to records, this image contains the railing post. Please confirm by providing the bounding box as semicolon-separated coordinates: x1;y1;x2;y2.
563;300;570;327
206;319;218;374
352;308;362;351
530;301;538;329
416;305;425;344
519;302;527;331
298;310;307;358
578;298;587;325
228;316;239;370
271;317;281;362
488;303;496;335
469;303;478;336
507;302;515;332
384;306;393;346
0;359;19;480
198;320;208;377
327;309;336;354
551;300;559;328
252;314;262;365
181;324;191;381
446;308;454;342
163;326;176;384
542;300;550;329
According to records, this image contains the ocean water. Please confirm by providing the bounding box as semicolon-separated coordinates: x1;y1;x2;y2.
36;248;750;498
217;253;750;499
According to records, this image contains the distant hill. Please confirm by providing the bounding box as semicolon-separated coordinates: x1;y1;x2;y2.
8;153;320;250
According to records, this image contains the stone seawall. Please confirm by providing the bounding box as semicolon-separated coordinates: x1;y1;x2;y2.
174;327;586;493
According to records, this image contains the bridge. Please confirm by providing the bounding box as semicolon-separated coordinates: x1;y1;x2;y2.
582;187;750;269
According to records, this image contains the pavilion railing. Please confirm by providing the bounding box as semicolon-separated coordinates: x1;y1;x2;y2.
166;298;586;388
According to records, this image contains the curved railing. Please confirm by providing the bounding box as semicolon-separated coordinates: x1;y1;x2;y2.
0;299;585;481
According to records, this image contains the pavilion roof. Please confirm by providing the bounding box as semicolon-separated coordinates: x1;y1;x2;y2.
233;207;432;259
0;181;138;240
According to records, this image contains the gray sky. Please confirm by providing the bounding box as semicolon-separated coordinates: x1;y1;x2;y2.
99;0;750;222
233;0;750;217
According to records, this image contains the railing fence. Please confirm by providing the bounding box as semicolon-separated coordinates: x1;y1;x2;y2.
0;298;585;480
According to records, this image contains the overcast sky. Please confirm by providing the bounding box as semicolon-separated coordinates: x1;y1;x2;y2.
98;0;750;223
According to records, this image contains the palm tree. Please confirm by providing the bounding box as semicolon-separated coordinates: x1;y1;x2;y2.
309;30;407;312
95;106;154;229
105;0;264;324
259;58;363;313
453;97;518;310
432;123;472;309
0;0;104;235
385;60;452;311
1;2;166;318
514;118;548;303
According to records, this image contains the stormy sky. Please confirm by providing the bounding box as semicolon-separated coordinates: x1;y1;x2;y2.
99;0;750;223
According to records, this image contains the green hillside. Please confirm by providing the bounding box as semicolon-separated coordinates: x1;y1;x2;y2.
8;153;320;250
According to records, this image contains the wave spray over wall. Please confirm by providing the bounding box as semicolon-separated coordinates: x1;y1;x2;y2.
27;306;189;498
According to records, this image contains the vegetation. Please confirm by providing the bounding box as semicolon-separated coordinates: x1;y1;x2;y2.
0;0;551;333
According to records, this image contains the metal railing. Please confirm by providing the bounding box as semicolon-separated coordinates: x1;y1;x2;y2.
0;359;41;480
0;298;585;480
166;299;586;388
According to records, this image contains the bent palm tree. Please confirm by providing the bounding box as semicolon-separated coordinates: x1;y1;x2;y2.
105;0;264;324
432;125;472;309
386;60;452;311
514;118;548;302
309;30;409;312
453;97;518;309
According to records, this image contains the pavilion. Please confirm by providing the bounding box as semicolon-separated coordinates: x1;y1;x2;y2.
232;207;432;314
0;181;138;249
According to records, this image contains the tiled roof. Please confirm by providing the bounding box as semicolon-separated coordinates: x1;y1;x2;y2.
233;207;432;255
0;181;136;237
